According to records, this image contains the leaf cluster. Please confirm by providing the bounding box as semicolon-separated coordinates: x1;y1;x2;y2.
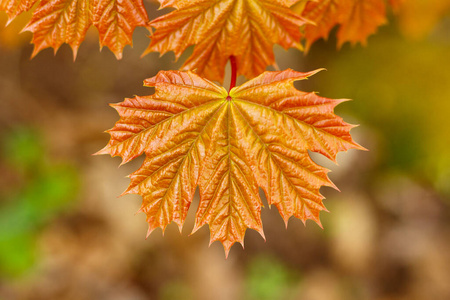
1;0;407;79
0;0;372;255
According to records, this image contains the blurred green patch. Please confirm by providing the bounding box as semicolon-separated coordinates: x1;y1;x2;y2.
244;254;300;300
0;127;80;277
159;280;195;300
310;25;450;196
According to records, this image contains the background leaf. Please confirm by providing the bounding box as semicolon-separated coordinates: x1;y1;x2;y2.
1;0;149;58
146;0;308;82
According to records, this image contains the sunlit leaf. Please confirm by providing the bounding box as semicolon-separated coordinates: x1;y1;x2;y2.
97;69;363;256
146;0;308;82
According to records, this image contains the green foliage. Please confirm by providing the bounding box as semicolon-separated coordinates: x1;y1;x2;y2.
0;127;80;277
160;280;195;300
309;27;450;195
245;255;299;300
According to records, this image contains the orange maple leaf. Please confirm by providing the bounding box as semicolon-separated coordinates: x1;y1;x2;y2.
97;69;364;256
145;0;309;82
1;0;149;58
293;0;387;50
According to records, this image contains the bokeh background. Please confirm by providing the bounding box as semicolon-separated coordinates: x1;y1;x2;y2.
1;2;450;300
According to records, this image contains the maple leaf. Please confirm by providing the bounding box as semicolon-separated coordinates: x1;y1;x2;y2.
1;0;149;58
145;0;309;82
294;0;387;50
97;69;364;256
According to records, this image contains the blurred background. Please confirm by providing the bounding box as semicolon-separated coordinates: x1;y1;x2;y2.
1;2;450;300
